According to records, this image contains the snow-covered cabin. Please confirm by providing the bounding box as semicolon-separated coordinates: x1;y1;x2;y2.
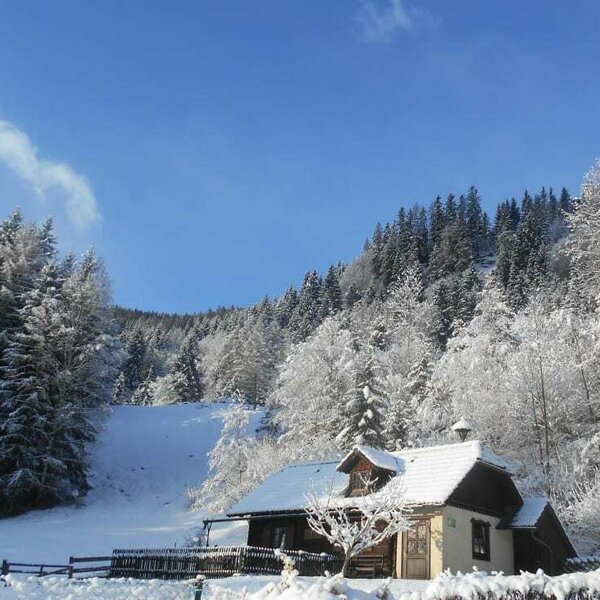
226;441;575;579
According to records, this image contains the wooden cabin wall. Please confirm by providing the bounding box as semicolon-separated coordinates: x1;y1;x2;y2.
512;510;576;575
247;516;336;554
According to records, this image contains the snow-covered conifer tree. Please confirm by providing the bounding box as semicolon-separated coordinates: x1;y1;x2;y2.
0;265;64;514
168;333;203;403
337;321;388;450
568;159;600;308
132;367;155;405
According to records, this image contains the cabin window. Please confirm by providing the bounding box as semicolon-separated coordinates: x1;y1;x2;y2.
471;520;490;561
348;471;372;495
271;525;287;549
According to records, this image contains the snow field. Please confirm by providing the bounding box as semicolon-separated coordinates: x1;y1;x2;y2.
0;404;259;563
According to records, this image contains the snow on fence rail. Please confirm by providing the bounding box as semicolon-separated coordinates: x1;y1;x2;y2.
109;546;342;579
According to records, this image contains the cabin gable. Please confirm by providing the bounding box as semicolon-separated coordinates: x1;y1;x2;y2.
339;451;395;497
448;461;523;517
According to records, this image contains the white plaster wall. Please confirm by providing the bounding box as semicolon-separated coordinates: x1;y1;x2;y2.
442;506;514;575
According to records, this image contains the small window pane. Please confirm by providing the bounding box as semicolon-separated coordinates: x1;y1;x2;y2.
272;525;287;549
472;521;490;561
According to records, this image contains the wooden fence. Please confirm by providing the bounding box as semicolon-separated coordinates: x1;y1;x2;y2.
1;555;112;579
109;546;343;579
69;555;112;578
1;560;73;578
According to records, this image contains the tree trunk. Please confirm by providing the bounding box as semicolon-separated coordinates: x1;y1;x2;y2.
341;553;352;577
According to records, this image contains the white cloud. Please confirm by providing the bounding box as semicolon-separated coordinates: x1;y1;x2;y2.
0;119;99;229
356;0;418;44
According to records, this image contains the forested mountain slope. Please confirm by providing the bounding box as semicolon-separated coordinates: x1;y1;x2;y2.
2;161;600;556
114;184;573;407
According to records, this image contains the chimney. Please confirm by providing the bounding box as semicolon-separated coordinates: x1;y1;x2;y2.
451;418;473;442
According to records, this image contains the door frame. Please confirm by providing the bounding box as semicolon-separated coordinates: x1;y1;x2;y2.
401;518;431;580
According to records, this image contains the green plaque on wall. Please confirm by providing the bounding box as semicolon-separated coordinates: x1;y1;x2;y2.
447;517;457;528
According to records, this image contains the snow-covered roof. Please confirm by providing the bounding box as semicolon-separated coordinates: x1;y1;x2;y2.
505;497;549;528
228;440;511;516
338;445;400;473
228;461;346;516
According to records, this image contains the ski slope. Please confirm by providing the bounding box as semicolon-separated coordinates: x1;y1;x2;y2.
0;403;258;563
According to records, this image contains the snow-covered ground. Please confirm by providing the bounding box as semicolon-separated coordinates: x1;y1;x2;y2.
0;403;259;564
4;569;600;600
0;575;197;599
204;575;428;599
203;569;600;600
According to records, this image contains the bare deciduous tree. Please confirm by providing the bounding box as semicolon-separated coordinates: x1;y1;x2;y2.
305;477;411;576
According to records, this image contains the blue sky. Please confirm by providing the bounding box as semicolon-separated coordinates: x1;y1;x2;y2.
0;1;598;313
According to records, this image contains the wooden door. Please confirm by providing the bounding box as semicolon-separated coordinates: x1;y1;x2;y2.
402;519;430;579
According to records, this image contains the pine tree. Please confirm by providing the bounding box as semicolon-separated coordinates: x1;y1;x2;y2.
495;230;515;290
370;223;385;280
45;251;117;495
429;223;473;282
405;356;432;409
169;334;203;402
320;265;343;318
122;329;147;394
0;266;65;515
344;284;362;308
112;372;126;405
560;187;572;214
507;205;548;308
445;194;457;224
430;267;480;350
567;162;600;308
337;323;388;450
429;196;445;249
275;286;298;330
415;207;429;264
132;367;155;406
289;271;322;341
509;198;521;230
465;186;484;257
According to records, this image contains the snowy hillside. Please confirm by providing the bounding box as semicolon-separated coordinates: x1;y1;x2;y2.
0;403;260;563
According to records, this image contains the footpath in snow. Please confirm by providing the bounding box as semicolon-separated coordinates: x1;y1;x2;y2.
0;403;259;564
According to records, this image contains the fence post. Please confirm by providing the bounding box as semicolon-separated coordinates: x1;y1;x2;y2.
194;576;204;600
1;560;9;576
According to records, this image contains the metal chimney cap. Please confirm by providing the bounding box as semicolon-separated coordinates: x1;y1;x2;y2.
451;419;473;441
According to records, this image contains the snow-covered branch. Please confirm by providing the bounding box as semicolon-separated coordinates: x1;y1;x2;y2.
305;478;411;575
